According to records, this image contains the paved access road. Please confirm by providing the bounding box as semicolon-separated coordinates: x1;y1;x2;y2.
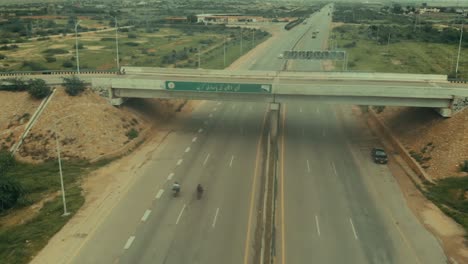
278;4;447;264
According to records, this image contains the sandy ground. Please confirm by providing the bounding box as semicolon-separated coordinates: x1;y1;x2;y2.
363;107;468;263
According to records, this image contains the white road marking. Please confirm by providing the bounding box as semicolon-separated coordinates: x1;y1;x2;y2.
299;107;303;113
306;160;311;172
230;155;235;167
141;210;151;222
332;162;337;176
177;159;183;166
217;102;221;105
167;172;174;181
315;215;321;236
349;218;358;240
124;236;136;250
192;136;197;142
155;189;164;199
176;204;186;225
185;147;190;153
198;128;203;133
213;107;218;111
203;153;211;166
209;113;213;118
212;208;220;228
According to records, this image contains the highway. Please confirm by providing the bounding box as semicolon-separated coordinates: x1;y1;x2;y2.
278;4;447;264
63;4;449;264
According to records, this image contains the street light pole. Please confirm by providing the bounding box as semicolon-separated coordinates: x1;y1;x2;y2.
455;16;464;78
114;17;120;71
54;122;70;217
252;29;255;48
223;36;226;67
240;27;243;55
74;20;81;74
198;45;201;68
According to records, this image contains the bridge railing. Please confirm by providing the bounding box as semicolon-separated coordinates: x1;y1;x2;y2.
0;70;118;77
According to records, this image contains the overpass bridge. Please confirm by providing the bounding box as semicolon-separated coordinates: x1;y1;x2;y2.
91;67;468;117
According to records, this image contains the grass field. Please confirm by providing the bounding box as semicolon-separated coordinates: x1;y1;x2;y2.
0;27;269;72
331;24;468;79
0;159;110;263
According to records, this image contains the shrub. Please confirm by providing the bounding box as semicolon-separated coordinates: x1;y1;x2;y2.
0;54;5;59
461;160;468;173
21;61;44;71
125;42;139;46
62;75;86;96
128;33;138;39
27;79;50;99
0;78;27;91
62;61;74;68
45;56;56;63
126;128;139;140
73;43;85;49
100;37;114;41
42;48;68;55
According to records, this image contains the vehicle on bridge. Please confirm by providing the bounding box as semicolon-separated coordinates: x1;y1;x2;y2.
371;148;388;164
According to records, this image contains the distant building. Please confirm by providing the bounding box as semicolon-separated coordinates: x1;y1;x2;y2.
419;8;440;14
196;14;266;24
165;16;188;23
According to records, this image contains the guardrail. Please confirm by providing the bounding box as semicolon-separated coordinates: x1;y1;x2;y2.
0;70;118;77
448;78;468;83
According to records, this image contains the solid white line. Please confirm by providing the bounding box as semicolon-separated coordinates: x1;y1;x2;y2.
209;113;213;118
203;153;211;166
306;160;311;172
349;218;358;240
332;162;337;176
141;210;151;222
230;155;235;167
167;172;174;180
124;236;136;250
177;159;183;166
212;208;220;228
185;147;190;153
315;215;321;237
192;136;197;142
155;189;164;199
198;128;203;133
176;204;186;225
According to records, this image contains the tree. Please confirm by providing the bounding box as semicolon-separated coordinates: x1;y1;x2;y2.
27;79;50;99
187;14;198;23
0;149;15;177
0;149;22;212
62;75;86;96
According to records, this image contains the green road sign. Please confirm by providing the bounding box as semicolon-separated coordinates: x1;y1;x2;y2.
165;81;272;93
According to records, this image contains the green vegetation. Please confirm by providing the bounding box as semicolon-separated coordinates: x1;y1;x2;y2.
27;79;50;99
0;158;107;264
126;128;139;140
425;177;468;236
461;160;468;173
62;75;86;96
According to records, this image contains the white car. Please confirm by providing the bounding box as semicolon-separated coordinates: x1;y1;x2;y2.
277;53;284;59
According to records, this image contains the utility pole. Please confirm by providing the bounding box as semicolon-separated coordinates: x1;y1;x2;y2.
455;16;464;78
198;45;201;68
74;20;81;74
114;17;120;71
223;36;226;68
240;27;243;55
54;122;70;217
252;29;255;48
386;33;391;54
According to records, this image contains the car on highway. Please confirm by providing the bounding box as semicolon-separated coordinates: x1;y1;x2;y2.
277;53;284;59
371;147;388;164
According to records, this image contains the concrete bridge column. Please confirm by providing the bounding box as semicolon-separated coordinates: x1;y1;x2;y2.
436;96;468;117
269;103;280;143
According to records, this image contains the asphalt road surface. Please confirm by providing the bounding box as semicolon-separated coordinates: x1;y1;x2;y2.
278;4;447;264
68;4;447;264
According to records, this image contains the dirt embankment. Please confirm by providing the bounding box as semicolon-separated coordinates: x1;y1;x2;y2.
0;88;189;162
375;107;468;179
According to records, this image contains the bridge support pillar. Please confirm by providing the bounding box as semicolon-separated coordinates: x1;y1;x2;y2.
434;108;452;118
435;96;468;117
269;103;280;143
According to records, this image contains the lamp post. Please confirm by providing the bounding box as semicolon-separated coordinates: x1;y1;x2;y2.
223;36;226;67
54;123;69;216
455;16;464;78
74;20;81;74
114;17;120;71
240;27;243;55
198;45;201;68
